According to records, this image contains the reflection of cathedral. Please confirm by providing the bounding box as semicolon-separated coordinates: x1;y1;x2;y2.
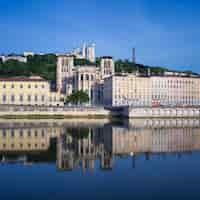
56;127;113;170
0;119;200;170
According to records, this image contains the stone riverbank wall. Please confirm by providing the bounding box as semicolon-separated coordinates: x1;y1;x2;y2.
123;107;200;118
0;105;111;118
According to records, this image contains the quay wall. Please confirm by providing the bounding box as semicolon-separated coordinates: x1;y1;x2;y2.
123;107;200;118
0;105;111;118
1;105;200;119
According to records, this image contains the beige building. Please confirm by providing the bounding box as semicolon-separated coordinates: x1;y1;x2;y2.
0;76;63;106
104;74;152;106
104;74;200;107
56;55;114;105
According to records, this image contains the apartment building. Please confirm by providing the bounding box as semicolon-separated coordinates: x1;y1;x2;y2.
104;74;200;107
0;76;63;106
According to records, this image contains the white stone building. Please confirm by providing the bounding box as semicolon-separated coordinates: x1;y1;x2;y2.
0;55;27;63
56;55;114;105
70;43;96;62
104;74;200;107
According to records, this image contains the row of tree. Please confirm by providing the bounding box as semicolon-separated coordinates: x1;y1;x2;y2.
115;59;168;75
65;90;89;105
0;54;56;81
0;54;184;80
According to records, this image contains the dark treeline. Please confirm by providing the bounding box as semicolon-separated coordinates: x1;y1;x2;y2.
115;59;168;75
0;54;191;81
0;54;57;81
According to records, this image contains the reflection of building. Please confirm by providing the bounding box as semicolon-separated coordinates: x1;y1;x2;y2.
56;128;108;171
56;119;200;171
0;125;64;152
1;119;200;170
104;74;200;107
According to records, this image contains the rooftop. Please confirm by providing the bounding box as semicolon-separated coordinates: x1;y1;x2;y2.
0;76;47;82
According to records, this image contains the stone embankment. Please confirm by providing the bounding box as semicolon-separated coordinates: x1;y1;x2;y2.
1;105;200;119
123;107;200;118
0;105;111;118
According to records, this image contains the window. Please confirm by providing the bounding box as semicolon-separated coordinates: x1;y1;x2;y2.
35;84;38;88
20;130;23;137
3;84;6;88
11;95;15;102
11;84;14;88
20;84;23;89
81;74;84;81
34;130;38;137
41;95;45;102
11;130;14;137
2;95;6;102
28;84;31;88
28;130;31;137
35;95;38;101
86;74;89;81
41;84;45;89
3;130;6;137
20;95;23;102
28;95;31;102
41;130;45;137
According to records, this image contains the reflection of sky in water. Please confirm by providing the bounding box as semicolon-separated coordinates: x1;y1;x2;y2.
0;118;200;199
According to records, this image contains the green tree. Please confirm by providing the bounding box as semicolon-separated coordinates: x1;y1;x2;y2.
67;127;89;139
66;90;89;105
74;58;95;66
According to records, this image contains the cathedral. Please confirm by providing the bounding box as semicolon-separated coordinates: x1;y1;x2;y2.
56;55;114;105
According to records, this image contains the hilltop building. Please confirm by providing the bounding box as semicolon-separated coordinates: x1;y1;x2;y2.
70;43;96;62
56;55;114;105
0;55;27;63
23;52;34;57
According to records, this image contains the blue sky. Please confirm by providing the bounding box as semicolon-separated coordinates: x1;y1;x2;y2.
0;0;199;72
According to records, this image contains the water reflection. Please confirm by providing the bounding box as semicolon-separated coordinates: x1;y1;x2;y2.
0;118;200;171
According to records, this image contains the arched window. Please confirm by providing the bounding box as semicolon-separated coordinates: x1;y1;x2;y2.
81;74;84;81
86;74;89;81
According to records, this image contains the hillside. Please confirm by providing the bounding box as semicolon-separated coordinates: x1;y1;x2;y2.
0;54;196;81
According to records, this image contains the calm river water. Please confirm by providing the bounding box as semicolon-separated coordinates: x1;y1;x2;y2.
0;118;200;200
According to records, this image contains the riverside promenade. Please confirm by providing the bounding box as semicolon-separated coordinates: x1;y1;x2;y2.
0;105;200;118
123;106;200;118
0;105;111;118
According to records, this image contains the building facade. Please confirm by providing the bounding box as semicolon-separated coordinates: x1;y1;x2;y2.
0;76;63;106
104;74;152;106
0;55;27;63
70;43;96;62
56;55;114;105
104;74;200;107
